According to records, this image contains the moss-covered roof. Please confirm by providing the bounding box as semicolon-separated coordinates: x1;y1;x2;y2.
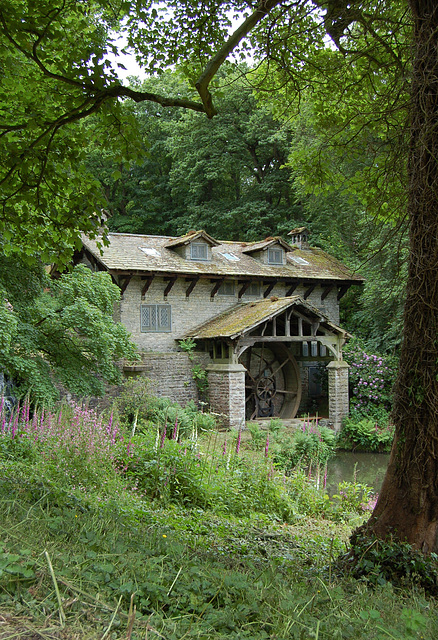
82;232;363;284
184;296;348;340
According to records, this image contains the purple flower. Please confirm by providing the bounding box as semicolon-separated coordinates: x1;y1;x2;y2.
236;428;242;454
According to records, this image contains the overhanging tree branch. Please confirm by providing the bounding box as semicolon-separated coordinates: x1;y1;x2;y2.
195;0;283;117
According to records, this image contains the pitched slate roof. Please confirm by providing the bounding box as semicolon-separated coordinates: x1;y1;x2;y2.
184;296;348;340
81;232;363;283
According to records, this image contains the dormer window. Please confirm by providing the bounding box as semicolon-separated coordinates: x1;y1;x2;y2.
267;247;284;265
190;242;208;261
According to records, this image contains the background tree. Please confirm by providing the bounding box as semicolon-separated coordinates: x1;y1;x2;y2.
86;69;302;240
362;0;438;553
0;0;204;264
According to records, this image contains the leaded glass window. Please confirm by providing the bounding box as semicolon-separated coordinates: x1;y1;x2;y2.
141;304;171;332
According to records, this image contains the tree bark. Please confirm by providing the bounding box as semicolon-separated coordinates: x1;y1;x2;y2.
364;0;438;553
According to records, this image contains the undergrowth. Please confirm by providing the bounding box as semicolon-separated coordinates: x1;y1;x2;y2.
0;396;437;639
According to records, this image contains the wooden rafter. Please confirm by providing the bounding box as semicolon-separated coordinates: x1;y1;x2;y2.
304;284;316;299
210;278;224;298
285;281;299;297
263;281;276;298
185;276;200;298
141;275;154;298
337;284;351;300
163;276;177;297
120;275;131;296
238;281;252;299
321;284;334;300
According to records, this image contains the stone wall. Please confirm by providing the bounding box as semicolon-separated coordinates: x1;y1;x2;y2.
127;351;211;407
206;363;246;430
327;360;349;430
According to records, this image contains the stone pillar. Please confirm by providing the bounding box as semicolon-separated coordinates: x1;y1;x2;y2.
206;363;246;430
326;360;349;431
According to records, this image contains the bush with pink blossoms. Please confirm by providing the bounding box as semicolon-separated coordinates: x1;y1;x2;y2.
343;338;397;417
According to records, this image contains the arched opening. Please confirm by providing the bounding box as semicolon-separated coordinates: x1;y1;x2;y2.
239;342;301;420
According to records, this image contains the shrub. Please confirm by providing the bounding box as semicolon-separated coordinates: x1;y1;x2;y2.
149;398;217;437
113;377;153;429
246;422;266;450
330;481;378;520
272;420;336;472
113;379;217;437
343;338;397;414
115;431;298;521
343;531;438;594
339;414;394;452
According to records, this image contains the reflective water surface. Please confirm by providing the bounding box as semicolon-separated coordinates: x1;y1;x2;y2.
326;452;390;495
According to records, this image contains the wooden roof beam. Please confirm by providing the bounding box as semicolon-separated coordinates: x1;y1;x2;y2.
263;281;276;298
120;275;132;296
304;284;316;299
163;276;177;298
238;280;252;299
210;278;225;298
337;284;351;300
141;276;154;298
321;284;334;300
185;276;200;298
285;281;299;297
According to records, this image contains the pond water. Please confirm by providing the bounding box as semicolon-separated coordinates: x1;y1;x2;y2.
325;452;390;495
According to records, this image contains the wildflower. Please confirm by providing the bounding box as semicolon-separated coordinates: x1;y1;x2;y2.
235;427;242;454
264;432;269;458
154;426;160;452
172;415;178;440
162;534;167;538
160;421;167;448
323;463;328;489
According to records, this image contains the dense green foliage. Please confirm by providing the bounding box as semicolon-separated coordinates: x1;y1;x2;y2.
1;394;437;638
0;257;137;404
86;71;301;241
338;416;394;452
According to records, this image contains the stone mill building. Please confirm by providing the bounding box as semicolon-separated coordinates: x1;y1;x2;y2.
77;228;363;429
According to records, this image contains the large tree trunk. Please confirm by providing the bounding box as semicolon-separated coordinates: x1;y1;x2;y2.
364;0;438;553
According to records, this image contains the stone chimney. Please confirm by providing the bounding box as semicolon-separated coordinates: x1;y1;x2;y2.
288;226;309;249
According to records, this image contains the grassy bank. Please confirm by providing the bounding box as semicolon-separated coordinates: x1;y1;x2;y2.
1;399;437;639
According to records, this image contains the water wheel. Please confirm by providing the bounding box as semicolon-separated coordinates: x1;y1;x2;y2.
240;343;301;420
